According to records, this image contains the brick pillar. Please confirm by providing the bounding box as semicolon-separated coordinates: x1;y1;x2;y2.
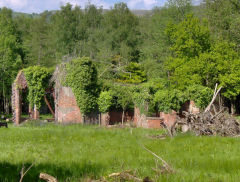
189;100;200;114
160;110;177;128
100;113;110;126
134;107;140;126
134;107;147;127
15;88;21;125
29;105;33;119
33;104;39;119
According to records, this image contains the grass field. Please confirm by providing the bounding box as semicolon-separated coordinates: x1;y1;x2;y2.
236;116;240;122
0;121;240;182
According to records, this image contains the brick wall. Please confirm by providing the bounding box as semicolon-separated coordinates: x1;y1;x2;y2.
12;71;39;125
54;86;200;127
133;101;200;129
100;113;110;126
134;107;162;129
55;87;83;123
189;100;200;114
160;110;177;128
146;117;162;129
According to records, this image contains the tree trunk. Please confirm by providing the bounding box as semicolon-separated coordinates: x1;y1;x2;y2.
2;79;5;114
5;98;9;114
231;100;235;115
44;95;54;118
39;173;58;182
122;110;125;125
204;84;222;113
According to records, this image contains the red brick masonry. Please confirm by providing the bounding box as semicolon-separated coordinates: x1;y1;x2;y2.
146;117;163;129
55;87;82;123
160;110;177;128
12;71;39;125
54;85;199;129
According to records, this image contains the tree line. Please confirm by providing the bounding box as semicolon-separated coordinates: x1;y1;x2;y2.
0;0;240;115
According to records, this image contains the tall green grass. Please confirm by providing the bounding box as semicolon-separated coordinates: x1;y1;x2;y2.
236;116;240;122
0;121;239;181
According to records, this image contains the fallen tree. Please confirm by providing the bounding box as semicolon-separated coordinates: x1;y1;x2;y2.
168;84;240;137
180;110;240;136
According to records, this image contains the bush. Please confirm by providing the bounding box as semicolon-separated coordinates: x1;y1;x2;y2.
154;89;184;113
98;91;113;113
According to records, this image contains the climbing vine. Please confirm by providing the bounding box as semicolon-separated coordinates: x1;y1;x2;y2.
23;66;51;109
65;57;99;114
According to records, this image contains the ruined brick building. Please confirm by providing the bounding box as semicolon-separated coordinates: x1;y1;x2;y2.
12;69;200;128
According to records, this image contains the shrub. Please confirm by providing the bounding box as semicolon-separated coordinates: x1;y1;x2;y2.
98;91;113;113
154;89;184;113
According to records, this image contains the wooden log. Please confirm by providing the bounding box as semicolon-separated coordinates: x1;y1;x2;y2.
19;163;34;182
44;95;55;118
39;173;58;182
205;84;222;113
108;170;142;182
142;146;174;173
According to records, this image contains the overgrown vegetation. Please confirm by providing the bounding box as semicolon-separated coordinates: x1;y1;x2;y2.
65;57;98;114
23;66;52;109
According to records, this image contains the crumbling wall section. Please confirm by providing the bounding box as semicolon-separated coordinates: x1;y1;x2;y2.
12;82;21;125
160;110;178;128
12;71;28;125
55;86;83;123
189;100;200;114
133;107;162;128
100;113;110;126
146;117;163;128
12;71;40;125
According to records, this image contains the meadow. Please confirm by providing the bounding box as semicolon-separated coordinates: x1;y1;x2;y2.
0;121;240;182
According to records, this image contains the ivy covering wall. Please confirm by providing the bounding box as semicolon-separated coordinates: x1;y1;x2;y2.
23;66;52;109
65;57;99;115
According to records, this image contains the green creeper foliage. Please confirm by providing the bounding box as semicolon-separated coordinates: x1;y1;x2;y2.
98;91;113;113
23;66;51;109
65;57;98;114
154;89;183;113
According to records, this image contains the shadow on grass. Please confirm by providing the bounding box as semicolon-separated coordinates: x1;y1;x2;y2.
0;161;104;182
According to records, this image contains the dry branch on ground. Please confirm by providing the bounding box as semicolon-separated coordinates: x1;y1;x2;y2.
177;84;240;137
180;110;240;136
39;172;58;182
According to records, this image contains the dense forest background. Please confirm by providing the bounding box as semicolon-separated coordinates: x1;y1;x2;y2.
0;0;240;116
